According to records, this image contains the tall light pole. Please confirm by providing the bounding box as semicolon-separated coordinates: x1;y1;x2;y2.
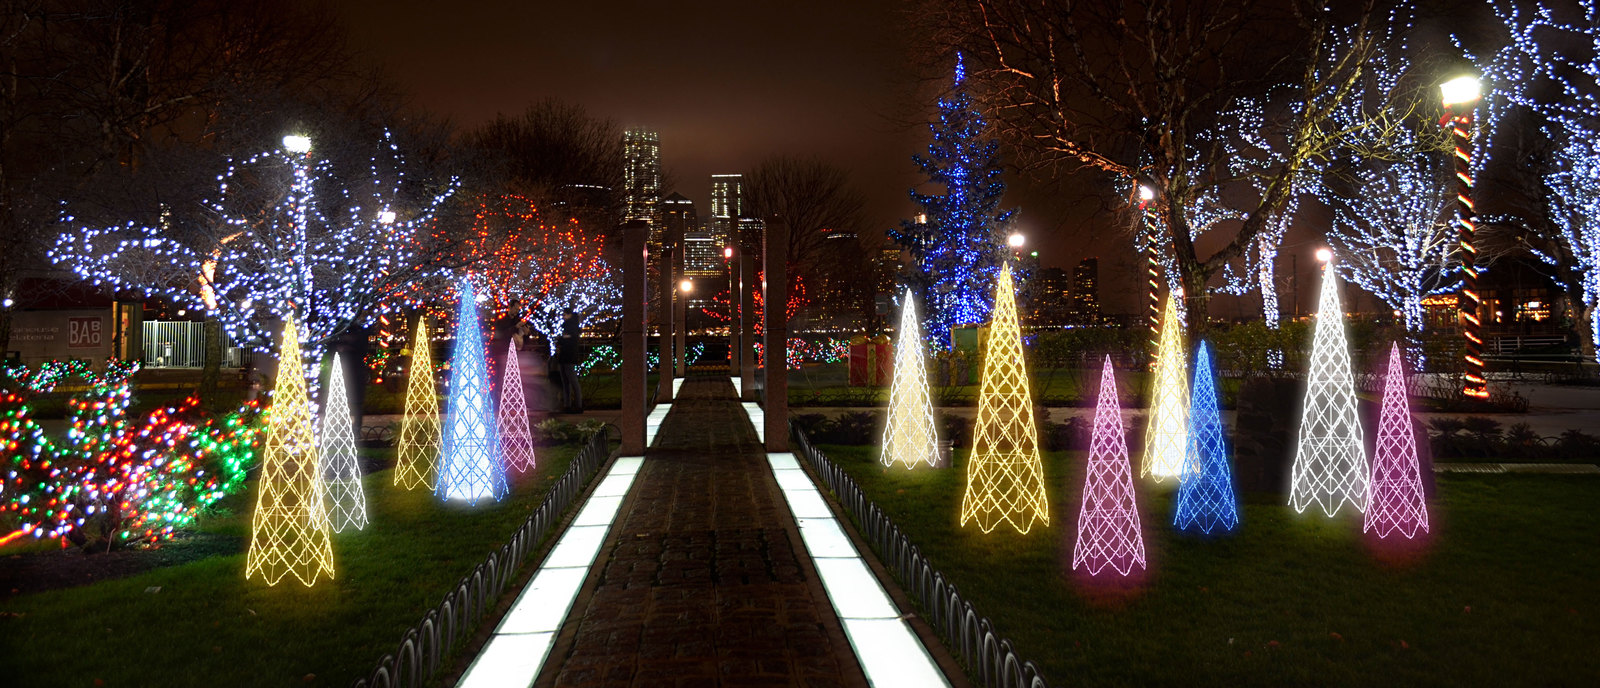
1440;75;1487;399
1139;185;1161;368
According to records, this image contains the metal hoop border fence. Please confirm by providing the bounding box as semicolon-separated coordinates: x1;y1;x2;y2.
789;422;1051;688
351;427;615;688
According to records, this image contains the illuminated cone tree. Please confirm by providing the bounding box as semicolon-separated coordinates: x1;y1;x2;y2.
245;316;336;586
1289;260;1369;516
394;316;441;490
436;281;507;504
1072;356;1146;575
1142;294;1190;481
1365;343;1430;538
960;263;1049;534
319;353;367;532
1173;342;1239;534
882;288;939;469
498;340;536;473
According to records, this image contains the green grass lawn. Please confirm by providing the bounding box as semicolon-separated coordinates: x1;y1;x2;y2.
0;443;594;687
819;444;1600;687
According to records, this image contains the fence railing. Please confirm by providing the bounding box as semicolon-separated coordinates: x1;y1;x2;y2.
790;422;1051;688
350;428;615;688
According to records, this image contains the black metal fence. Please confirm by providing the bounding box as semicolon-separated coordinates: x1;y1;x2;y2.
350;428;615;688
790;422;1051;688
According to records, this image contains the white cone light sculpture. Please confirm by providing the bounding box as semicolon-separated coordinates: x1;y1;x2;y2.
882;289;939;468
1289;257;1369;516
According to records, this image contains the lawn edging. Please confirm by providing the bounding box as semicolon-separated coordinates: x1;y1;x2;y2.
790;421;1053;688
349;428;615;688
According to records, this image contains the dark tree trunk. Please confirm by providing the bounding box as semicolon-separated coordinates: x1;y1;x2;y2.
199;317;223;404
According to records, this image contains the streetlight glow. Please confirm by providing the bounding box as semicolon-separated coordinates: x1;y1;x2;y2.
1008;233;1025;248
1138;185;1155;202
723;246;734;259
679;279;693;293
1440;75;1481;106
1316;247;1334;263
377;210;397;224
282;135;312;153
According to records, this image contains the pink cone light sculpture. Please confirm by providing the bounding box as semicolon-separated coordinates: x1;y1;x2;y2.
1072;356;1146;576
1364;343;1430;539
498;340;536;473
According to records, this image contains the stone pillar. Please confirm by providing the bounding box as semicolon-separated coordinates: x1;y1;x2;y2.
727;243;740;376
739;226;757;401
763;217;789;451
620;219;648;455
674;230;688;377
655;233;675;404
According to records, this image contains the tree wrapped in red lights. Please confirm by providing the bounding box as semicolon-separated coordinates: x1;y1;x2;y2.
1;361;262;550
702;270;808;336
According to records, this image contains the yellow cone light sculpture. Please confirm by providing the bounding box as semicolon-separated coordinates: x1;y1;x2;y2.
882;288;939;468
245;315;336;586
394;316;441;490
961;263;1049;534
1142;294;1190;481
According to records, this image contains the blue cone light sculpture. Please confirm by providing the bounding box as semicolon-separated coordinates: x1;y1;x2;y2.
435;281;507;504
1172;342;1239;534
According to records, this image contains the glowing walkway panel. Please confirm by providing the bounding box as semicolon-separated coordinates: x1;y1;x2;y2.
672;377;685;396
746;408;949;687
646;403;671;447
456;456;642;688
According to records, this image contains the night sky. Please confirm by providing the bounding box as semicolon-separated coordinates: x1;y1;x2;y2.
335;0;1412;318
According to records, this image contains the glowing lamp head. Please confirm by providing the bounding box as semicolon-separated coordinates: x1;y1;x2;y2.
1138;185;1155;202
1007;233;1025;248
723;246;734;259
679;279;693;293
282;135;312;153
1440;75;1481;106
377;210;397;224
1;298;12;308
1315;247;1334;264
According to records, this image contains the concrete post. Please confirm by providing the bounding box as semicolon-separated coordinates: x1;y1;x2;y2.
674;226;687;377
763;216;789;451
727;242;740;377
655;232;675;403
739;224;757;402
620;219;648;455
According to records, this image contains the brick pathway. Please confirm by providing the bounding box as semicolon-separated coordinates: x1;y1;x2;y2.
539;377;868;688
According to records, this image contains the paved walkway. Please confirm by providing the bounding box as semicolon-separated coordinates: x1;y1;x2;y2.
537;378;869;688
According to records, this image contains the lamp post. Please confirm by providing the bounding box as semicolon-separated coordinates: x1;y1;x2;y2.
1138;185;1161;367
1440;75;1487;399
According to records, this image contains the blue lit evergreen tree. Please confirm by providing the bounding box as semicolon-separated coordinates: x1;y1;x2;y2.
892;53;1015;347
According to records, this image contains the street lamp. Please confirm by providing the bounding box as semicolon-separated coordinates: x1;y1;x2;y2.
1007;233;1025;248
377;210;397;225
679;279;693;293
1440;74;1487;399
1315;247;1334;264
282;135;312;154
1139;184;1162;367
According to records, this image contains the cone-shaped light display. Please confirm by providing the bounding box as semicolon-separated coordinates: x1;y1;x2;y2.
436;281;507;504
1289;260;1369;516
1142;294;1190;481
1072;356;1146;575
882;288;939;468
394;316;441;490
319;353;367;532
1365;343;1430;538
246;315;336;585
498;340;536;473
961;263;1049;534
1173;342;1239;534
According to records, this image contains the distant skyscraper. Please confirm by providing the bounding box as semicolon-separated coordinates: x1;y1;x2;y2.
1070;258;1101;325
1033;267;1072;328
624;129;662;244
710;174;744;220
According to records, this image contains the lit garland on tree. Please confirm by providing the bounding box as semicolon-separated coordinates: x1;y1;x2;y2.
1289;259;1369;517
882;289;939;469
435;281;507;505
960;263;1048;534
319;353;366;532
1141;294;1190;481
1072;356;1146;576
891;53;1015;347
51;131;459;384
1365;343;1430;539
246;316;335;586
394;316;441;491
1172;342;1239;535
498;340;535;473
702;270;808;336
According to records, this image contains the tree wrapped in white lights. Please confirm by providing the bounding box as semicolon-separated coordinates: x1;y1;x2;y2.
1289;258;1368;517
1141;294;1189;482
319;353;367;532
882;289;939;469
52;132;459;379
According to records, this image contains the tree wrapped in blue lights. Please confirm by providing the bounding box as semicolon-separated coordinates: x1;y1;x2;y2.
891;53;1014;347
1173;342;1238;534
435;281;507;505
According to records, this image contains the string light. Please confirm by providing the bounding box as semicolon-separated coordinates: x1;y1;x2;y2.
1172;342;1239;534
245;315;336;586
1141;294;1189;481
498;341;535;473
435;281;507;505
882;289;939;469
960;263;1048;534
394;316;441;491
319;353;367;533
1072;356;1146;576
1365;343;1430;539
1289;259;1369;517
